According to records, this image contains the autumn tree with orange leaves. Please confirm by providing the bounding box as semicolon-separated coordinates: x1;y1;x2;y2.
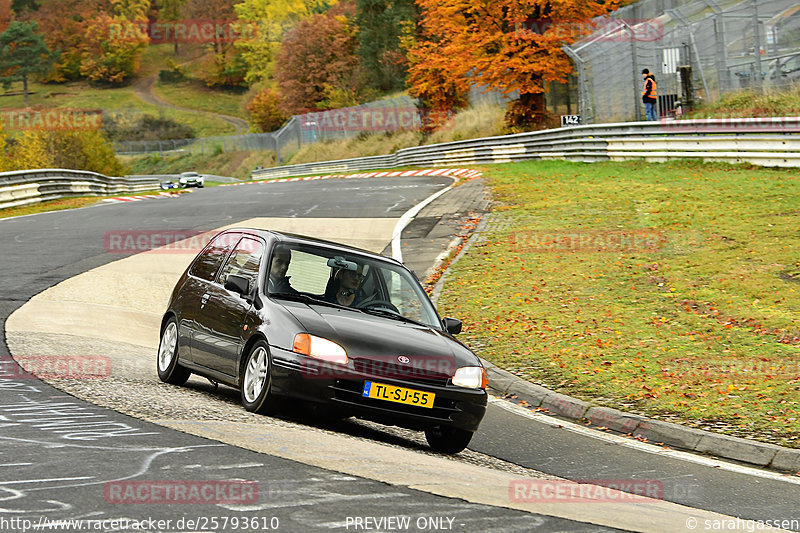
0;0;12;34
406;0;620;131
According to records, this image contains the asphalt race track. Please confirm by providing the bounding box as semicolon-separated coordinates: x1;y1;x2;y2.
0;178;617;532
1;177;799;532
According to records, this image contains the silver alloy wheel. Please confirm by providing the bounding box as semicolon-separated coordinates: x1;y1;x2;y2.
157;322;177;372
243;346;268;403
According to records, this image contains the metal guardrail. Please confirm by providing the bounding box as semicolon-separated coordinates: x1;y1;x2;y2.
251;118;800;179
0;169;160;210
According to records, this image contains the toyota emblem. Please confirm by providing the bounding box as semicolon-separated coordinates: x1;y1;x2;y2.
397;356;410;364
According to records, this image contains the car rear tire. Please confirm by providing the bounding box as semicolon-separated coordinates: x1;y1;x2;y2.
241;340;275;414
157;318;191;385
424;425;473;454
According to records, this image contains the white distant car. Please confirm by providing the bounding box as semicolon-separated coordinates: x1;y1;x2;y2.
178;172;205;188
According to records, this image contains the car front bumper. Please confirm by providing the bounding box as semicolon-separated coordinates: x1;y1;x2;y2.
270;346;487;432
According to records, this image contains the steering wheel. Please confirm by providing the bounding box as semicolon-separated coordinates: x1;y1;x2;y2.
358;300;400;314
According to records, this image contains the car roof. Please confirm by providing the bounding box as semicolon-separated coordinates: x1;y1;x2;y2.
224;228;402;265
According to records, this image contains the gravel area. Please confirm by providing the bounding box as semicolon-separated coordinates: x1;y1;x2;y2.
43;371;555;481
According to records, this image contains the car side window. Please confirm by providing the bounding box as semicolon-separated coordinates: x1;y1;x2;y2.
379;269;436;324
189;233;238;281
218;238;264;289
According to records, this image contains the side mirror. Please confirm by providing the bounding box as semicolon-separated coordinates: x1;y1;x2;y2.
224;274;250;297
442;317;462;335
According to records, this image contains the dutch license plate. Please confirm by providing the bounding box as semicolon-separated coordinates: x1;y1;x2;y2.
362;381;435;408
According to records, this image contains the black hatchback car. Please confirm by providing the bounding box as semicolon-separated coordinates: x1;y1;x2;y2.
157;229;487;453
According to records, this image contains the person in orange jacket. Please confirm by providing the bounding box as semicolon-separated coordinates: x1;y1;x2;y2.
641;69;658;121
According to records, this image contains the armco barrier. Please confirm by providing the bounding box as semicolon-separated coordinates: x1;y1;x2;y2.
0;169;160;210
251;117;800;179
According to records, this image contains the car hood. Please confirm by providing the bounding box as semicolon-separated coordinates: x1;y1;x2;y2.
277;300;480;373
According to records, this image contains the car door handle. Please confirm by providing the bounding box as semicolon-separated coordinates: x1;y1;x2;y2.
201;293;210;305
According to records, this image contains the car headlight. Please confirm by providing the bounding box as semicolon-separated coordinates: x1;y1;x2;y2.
452;366;488;389
292;333;348;364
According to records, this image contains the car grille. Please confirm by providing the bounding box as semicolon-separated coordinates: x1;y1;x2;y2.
351;358;451;387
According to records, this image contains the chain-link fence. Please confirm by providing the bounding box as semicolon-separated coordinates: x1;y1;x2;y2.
114;96;421;162
114;134;278;156
565;0;800;123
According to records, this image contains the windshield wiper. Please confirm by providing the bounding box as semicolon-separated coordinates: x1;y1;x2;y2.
358;306;427;327
270;292;352;311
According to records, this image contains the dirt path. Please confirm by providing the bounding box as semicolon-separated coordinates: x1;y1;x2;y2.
133;74;249;135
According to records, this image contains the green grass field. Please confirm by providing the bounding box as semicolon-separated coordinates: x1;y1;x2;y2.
153;80;247;120
0;80;236;138
437;160;800;447
0;44;248;138
121;150;274;180
690;85;800;118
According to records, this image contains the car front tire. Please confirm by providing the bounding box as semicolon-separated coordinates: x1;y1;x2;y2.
157;318;191;385
425;425;473;454
241;340;275;414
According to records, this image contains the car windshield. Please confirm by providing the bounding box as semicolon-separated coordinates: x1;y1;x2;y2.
267;242;442;329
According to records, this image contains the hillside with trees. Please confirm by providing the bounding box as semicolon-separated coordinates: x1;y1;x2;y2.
1;0;629;173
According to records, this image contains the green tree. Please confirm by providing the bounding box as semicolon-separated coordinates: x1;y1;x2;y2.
5;129;126;175
274;9;363;115
10;0;37;14
246;87;287;132
0;21;55;106
79;13;149;84
35;0;94;82
355;0;415;92
233;0;317;85
407;0;620;131
182;0;247;86
156;0;189;54
109;0;151;20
